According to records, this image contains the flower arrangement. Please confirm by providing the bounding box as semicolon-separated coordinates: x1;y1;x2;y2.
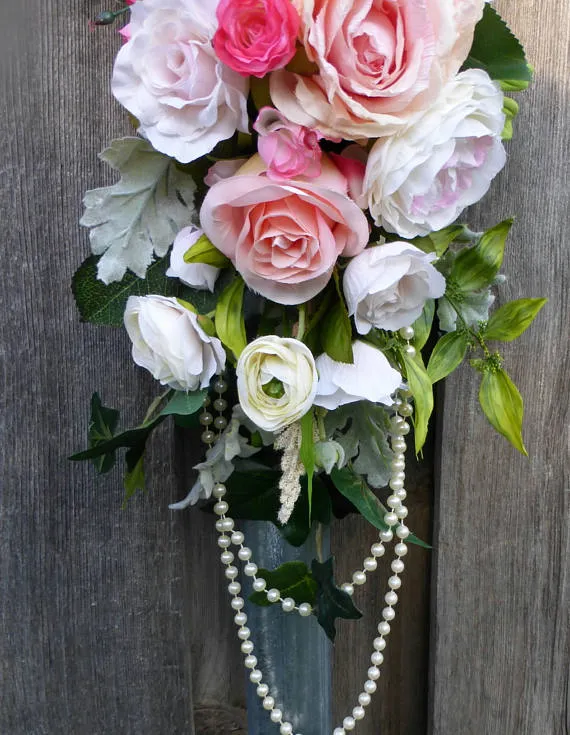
72;1;544;732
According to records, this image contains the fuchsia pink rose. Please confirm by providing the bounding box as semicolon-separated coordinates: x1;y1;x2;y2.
254;107;322;180
199;154;369;305
213;0;301;78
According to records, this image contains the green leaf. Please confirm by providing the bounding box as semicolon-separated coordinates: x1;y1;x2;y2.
412;299;435;350
427;331;470;384
87;393;120;473
183;233;230;268
462;5;532;83
249;562;317;607
300;410;316;517
402;351;433;454
215;277;247;360
123;448;146;505
484;298;547;342
330;467;390;532
311;557;362;642
80;137;196;284
479;368;527;455
500;76;532;93
321;296;353;363
160;389;207;417
451;219;512;292
412;225;466;257
501;97;519;141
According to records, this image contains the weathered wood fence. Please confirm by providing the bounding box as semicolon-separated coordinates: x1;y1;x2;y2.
1;1;568;733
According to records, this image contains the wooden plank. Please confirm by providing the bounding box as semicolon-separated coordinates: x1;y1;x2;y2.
429;1;570;733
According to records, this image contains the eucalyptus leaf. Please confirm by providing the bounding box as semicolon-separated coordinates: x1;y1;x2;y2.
81;137;196;284
479;368;527;455
437;290;495;333
312;557;362;642
402;351;433;454
427;331;470;384
215;277;247;360
249;562;317;607
484;298;547;342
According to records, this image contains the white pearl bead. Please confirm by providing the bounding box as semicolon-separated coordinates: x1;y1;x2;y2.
379;529;393;543
385;591;398;606
267;588;280;603
280;723;293;735
262;696;275;710
352;706;365;720
395;542;408;557
228;582;241;595
368;666;381;680
352;570;367;585
395;488;407;501
399;402;413;417
231;597;244;611
238;546;252;561
392;438;406;453
399;326;415;340
363;679;377;694
387;494;402;509
403;344;416;358
250;669;263;684
244;654;257;669
237;627;251;640
382;606;395;621
215;519;226;532
212;484;227;498
224;565;238;579
333;728;345;735
256;683;269;698
396;524;410;538
393;451;405;461
218;535;231;549
214;501;228;515
378;621;391;636
363;557;377;572
389;477;404;492
231;531;245;545
391;559;405;574
384;512;398;526
234;612;247;626
396;506;408;520
241;640;254;654
253;578;267;592
343;716;356;730
390;457;405;472
270;708;282;722
220;517;234;531
244;562;258;577
281;597;295;612
221;551;235;565
298;603;312;617
373;637;386;651
341;583;354;596
398;421;410;436
388;575;401;589
358;692;371;707
371;543;385;558
371;651;384;666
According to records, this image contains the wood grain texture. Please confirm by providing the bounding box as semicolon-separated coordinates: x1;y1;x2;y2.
429;2;570;733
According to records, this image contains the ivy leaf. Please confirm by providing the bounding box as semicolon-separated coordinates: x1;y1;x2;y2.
312;557;362;642
479;368;527;455
427;331;470;384
87;393;120;473
215;277;247;360
183;233;230;269
330;466;390;532
401;351;433;454
462;5;532;83
412;299;435;351
451;219;512;293
483;298;547;342
80;137;196;284
249;562;318;607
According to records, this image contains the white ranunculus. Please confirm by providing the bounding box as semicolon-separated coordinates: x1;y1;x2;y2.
111;0;249;164
343;242;446;333
124;295;225;391
314;341;401;411
166;226;220;292
237;336;318;432
364;69;506;238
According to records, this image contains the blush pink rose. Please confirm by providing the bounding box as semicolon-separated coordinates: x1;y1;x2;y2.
254;107;322;180
329;144;368;209
213;0;300;78
199;154;369;305
270;0;485;140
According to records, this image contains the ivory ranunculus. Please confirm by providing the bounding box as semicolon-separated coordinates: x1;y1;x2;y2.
364;69;507;238
236;336;318;432
270;0;485;141
343;242;446;333
111;0;249;164
199;154;369;305
166;226;220;292
124;295;226;391
314;341;401;410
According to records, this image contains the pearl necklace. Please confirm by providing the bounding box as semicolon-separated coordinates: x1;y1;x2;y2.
210;397;413;735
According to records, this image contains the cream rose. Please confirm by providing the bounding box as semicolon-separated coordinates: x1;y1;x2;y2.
236;336;318;432
111;0;249;164
270;0;485;141
364;69;507;238
124;295;226;391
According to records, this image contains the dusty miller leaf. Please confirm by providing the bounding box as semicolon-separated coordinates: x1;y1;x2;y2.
81;137;196;284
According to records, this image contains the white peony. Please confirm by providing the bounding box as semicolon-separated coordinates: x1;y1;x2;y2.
343;242;446;333
364;69;506;238
111;0;249;164
124;295;225;391
237;336;318;432
166;226;220;292
314;341;401;410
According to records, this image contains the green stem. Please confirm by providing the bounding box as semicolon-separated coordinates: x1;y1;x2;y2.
297;304;307;341
315;522;324;563
142;389;172;425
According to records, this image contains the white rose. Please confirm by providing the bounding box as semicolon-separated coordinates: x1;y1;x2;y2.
364;69;506;238
111;0;249;164
314;341;401;411
166;226;220;292
237;336;318;432
124;295;226;391
343;242;446;333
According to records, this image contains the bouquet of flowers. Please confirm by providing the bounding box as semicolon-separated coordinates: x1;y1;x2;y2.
72;1;544;732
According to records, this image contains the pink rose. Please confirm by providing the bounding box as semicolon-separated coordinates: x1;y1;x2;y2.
270;0;485;140
199;155;369;305
204;158;247;187
329;145;368;209
213;0;300;78
254;107;322;180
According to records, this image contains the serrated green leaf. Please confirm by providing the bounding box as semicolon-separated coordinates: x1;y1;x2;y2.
463;5;532;83
479;368;527;455
249;562;317;607
452;219;512;292
183;233;230;268
312;557;362;642
215;277;247;360
81;137;196;284
87;393;120;473
427;331;470;384
484;298;547;342
300;410;316;517
321;298;354;363
160;389;207;417
402;351;433;454
412;299;435;350
330;467;390;532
